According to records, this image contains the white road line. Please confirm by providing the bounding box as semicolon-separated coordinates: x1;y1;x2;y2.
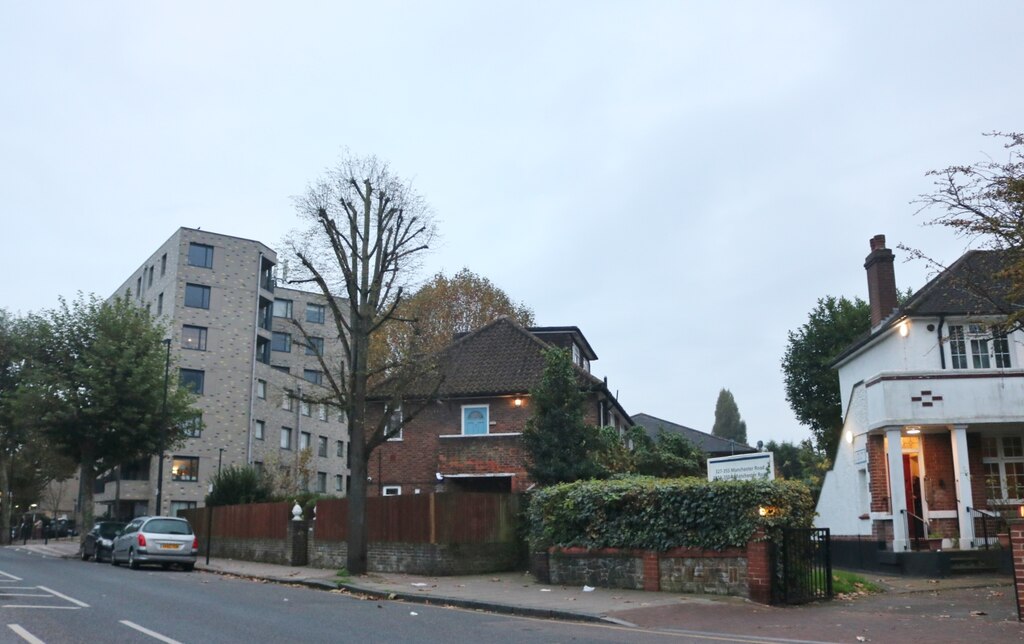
36;587;88;608
7;624;45;643
0;571;23;582
120;621;183;644
2;605;80;610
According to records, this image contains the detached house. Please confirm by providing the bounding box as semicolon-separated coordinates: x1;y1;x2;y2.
816;235;1024;560
366;317;632;496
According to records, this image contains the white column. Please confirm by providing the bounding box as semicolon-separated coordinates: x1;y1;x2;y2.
950;424;976;549
886;427;909;551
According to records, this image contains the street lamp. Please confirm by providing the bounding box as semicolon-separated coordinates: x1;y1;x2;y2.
156;338;171;516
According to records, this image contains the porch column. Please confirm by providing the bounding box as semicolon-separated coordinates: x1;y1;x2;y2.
950;424;976;549
886;427;909;551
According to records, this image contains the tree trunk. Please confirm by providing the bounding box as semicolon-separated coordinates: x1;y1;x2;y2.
346;314;370;575
78;455;96;545
0;455;10;545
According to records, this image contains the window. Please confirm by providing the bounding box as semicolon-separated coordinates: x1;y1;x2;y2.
273;299;293;318
317;436;328;457
187;242;214;268
301;401;311;417
148;266;154;287
181;325;207;351
160;253;167;276
180;414;202;438
382;486;401;496
184;283;211;309
335;475;344;492
316;472;327;493
336;440;345;458
254;420;265;440
318;405;327;421
305;337;324;356
300;432;311;450
171;456;199;482
462;405;489;435
282;393;293;411
387;406;403;441
179;369;205;394
306;303;326;324
949;324;1013;369
280;427;293;450
256;379;266;399
121;456;151;481
983;435;1024;501
303;369;322;385
157;293;164;316
169;501;196;518
272;332;292;352
137;277;142;298
272;365;289;374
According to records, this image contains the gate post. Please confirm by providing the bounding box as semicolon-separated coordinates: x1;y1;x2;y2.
1009;519;1024;621
747;526;772;604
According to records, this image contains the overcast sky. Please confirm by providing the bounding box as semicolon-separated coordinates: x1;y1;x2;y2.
2;2;1022;448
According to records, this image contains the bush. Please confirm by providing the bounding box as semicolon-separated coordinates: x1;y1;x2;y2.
205;465;273;507
527;476;815;551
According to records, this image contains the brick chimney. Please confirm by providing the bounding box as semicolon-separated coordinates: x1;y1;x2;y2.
864;234;898;328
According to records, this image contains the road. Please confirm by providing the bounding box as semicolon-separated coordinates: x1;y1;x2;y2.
0;547;801;644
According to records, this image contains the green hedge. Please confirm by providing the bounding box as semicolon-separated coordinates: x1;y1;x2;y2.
527;476;815;551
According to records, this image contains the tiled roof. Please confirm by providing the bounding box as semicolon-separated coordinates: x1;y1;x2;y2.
630;413;754;455
901;249;1018;316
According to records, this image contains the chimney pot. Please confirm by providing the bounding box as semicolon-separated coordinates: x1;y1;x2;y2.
864;234;898;328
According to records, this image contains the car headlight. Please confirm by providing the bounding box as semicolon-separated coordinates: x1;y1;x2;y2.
99;538;112;547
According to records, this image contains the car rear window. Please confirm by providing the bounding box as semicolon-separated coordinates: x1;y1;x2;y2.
144;519;193;535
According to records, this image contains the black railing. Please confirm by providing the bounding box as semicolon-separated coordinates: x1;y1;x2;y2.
901;508;930;551
969;507;1005;550
771;528;833;604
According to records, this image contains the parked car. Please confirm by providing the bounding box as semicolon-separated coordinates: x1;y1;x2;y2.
80;521;126;562
47;518;77;539
110;516;198;571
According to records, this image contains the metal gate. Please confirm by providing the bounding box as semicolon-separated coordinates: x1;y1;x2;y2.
771;527;833;604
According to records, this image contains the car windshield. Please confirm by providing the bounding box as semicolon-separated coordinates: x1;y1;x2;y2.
143;519;192;535
98;523;124;538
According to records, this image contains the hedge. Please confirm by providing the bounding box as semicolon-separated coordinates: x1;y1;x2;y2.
527;476;815;551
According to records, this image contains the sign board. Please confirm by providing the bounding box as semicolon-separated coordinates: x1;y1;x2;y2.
707;452;775;482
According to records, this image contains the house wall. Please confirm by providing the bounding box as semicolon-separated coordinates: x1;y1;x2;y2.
815;384;874;537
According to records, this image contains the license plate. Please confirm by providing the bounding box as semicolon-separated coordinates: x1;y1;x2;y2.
159;543;179;550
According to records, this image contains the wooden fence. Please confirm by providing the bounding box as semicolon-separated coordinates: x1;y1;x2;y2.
183;501;291;540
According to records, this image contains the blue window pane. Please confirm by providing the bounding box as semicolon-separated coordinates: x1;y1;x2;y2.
184;284;210;309
188;243;213;268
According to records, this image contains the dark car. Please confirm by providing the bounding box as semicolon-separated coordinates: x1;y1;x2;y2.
81;521;126;562
110;516;197;571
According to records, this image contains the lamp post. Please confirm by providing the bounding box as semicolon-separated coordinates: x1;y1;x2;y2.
156;338;171;516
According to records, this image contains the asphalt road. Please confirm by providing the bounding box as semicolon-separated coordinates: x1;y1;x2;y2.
0;548;799;644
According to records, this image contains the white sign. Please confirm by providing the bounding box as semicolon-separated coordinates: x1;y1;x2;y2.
707;452;775;482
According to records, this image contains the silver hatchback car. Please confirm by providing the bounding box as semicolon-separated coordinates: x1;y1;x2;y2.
110;516;198;571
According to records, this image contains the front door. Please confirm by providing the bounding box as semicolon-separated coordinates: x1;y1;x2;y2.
903;454;925;541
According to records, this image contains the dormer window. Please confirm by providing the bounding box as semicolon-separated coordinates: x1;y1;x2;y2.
949;324;1011;369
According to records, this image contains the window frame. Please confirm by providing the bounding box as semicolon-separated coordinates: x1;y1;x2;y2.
982;435;1024;503
387;406;403;441
461;404;490;436
187;242;214;268
254;419;265;441
306;303;326;324
317;435;328;458
171;456;199;482
180;413;202;438
305;337;324;356
303;369;323;385
280;427;293;450
181;325;208;351
948;323;1013;370
382;485;402;496
179;368;205;395
184;283;211;309
300;431;311;450
271;331;292;353
256;379;266;399
273;299;293;319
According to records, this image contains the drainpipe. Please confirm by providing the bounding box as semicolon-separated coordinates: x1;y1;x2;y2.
937;314;946;369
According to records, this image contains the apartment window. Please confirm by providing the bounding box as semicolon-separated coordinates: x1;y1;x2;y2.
184;283;211;309
181;325;207;351
180;413;202;438
305;337;324;356
148;266;154;287
462;405;489;435
382;486;401;496
387;406;403;441
136;277;142;298
318;405;327;422
157;293;164;316
171;456;199;482
272;332;291;352
273;299;293;318
271;365;289;374
949;324;1012;369
336;440;344;458
169;501;196;518
306;303;326;324
256;339;271;365
254;420;265;440
301;401;311;417
160;253;167;276
280;427;293;450
282;393;293;411
188;242;214;268
300;432;311;450
316;472;327;493
179;369;205;395
335;475;344;492
303;369;322;385
983;435;1024;501
317;435;328;457
256;379;266;399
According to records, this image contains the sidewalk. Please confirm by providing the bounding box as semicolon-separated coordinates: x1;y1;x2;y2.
12;539;1023;641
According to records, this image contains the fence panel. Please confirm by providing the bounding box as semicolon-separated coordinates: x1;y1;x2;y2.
771;527;833;604
435;493;519;543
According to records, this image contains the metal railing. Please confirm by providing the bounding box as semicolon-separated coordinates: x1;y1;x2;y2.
968;507;1003;550
900;508;930;551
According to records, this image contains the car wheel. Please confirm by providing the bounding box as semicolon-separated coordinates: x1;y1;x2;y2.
182;563;194;572
128;549;139;570
95;549;106;563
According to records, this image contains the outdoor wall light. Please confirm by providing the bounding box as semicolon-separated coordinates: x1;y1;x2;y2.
905;426;921;435
845;429;853;444
899;320;910;337
514;397;523;407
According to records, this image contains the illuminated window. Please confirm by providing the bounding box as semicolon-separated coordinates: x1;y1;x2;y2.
181;325;207;351
171;456;199;482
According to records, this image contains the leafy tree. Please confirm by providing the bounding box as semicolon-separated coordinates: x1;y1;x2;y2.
205;465;273;507
712;389;747;443
632;429;705;478
522;348;605;485
764;439;827;500
14;295;196;536
370;268;534;377
286;153;438;574
911;131;1024;326
781;296;870;458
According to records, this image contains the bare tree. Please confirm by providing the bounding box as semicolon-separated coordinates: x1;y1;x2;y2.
286;154;438;574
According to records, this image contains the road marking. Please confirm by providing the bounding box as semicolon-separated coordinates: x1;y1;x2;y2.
7;624;45;643
35;587;88;608
120;620;183;644
2;605;80;610
0;571;22;582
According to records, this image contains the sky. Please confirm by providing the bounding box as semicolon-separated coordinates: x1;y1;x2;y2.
2;2;1022;449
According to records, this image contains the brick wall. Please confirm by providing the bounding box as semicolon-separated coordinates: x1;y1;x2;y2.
1009;520;1024;621
308;536;521;575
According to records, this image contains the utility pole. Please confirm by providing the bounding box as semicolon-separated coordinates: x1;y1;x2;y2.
156;338;171;516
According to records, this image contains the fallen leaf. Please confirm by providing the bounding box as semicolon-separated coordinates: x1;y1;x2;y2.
970;610;988;617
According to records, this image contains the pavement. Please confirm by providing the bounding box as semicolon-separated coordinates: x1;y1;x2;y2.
10;538;1024;642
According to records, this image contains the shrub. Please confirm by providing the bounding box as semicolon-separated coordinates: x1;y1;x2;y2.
205;465;273;507
527;476;814;551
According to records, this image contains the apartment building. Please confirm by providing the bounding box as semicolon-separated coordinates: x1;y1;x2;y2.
97;228;350;518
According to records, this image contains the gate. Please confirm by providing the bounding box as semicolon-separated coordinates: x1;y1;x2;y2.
771;527;833;604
